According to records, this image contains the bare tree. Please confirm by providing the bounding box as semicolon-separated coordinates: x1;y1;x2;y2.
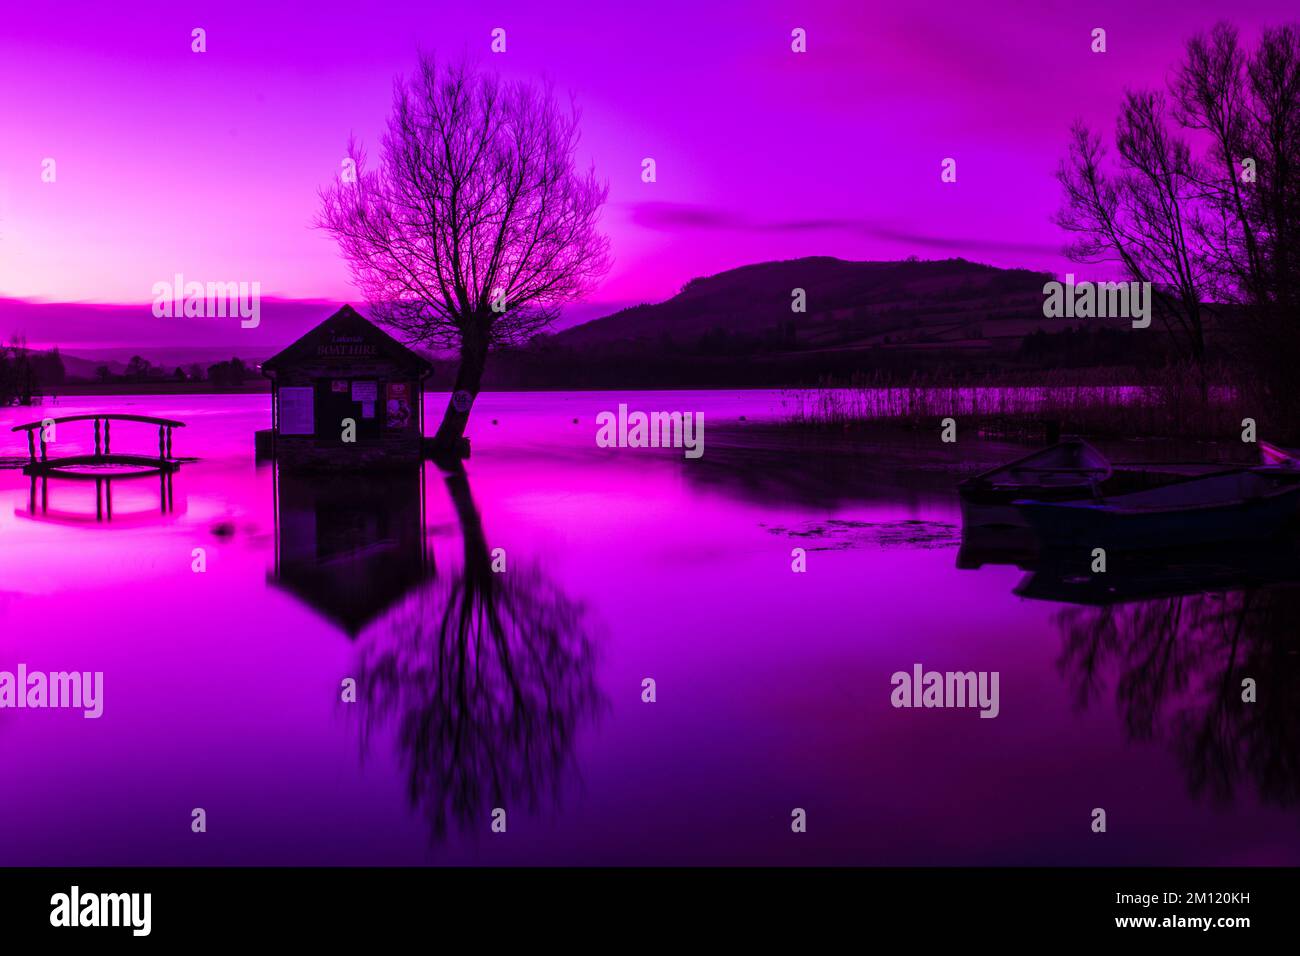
319;55;612;457
1055;96;1212;376
1174;23;1300;421
1056;22;1300;429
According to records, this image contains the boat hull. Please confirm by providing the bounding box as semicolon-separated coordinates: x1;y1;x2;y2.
960;465;1227;530
1018;477;1300;552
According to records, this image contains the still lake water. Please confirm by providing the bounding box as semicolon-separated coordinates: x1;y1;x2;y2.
1;391;1297;865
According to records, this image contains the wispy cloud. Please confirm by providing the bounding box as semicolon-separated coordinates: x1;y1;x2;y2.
623;201;1060;258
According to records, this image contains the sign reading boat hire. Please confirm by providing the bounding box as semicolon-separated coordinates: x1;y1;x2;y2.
316;333;377;357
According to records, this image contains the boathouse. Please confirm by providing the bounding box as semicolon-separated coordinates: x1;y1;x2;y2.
261;305;433;469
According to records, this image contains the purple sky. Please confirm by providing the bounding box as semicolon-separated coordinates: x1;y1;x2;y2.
0;0;1292;338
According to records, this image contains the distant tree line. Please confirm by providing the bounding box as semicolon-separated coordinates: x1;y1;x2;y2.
1;341;64;405
92;356;252;387
691;321;800;356
1018;326;1159;367
460;330;1183;391
206;357;251;387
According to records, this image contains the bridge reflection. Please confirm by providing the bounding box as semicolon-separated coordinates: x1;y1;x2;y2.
19;469;180;525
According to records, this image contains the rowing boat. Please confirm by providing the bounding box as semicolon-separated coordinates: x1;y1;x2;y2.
958;438;1215;530
1017;467;1300;552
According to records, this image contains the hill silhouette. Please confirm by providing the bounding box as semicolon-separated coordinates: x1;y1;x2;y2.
480;256;1170;388
555;256;1052;352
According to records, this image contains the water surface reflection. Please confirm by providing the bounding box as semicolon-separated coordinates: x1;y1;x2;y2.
352;468;604;841
2;392;1295;864
1053;583;1300;810
1006;543;1300;811
271;466;432;636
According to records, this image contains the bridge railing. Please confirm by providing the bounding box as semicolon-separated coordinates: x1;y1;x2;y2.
11;414;186;467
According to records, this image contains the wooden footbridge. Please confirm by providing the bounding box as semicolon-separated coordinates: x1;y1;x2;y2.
11;414;187;477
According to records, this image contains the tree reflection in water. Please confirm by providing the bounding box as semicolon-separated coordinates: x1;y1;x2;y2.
1054;585;1300;808
353;468;604;841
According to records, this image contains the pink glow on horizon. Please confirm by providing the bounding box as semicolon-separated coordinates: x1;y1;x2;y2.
1;0;1293;331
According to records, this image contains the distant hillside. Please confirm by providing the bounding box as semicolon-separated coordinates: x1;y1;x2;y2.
478;256;1176;388
8;258;1196;392
56;351;126;380
555;256;1053;351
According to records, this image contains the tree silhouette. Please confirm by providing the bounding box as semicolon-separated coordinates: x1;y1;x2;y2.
1056;23;1300;427
319;55;611;459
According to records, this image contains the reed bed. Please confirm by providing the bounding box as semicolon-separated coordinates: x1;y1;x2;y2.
780;367;1249;440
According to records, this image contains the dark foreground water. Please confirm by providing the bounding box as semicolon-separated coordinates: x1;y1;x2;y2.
1;392;1297;864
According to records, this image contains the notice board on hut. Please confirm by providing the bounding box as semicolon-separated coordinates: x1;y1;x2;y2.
278;387;315;435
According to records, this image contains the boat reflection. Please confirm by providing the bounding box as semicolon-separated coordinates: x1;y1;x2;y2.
955;522;1039;571
1016;541;1300;605
351;467;604;842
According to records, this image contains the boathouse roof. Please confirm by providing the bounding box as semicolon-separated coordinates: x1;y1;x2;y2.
261;305;434;376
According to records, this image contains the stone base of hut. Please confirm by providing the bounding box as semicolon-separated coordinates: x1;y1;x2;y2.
254;428;276;463
265;432;425;471
256;430;471;470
